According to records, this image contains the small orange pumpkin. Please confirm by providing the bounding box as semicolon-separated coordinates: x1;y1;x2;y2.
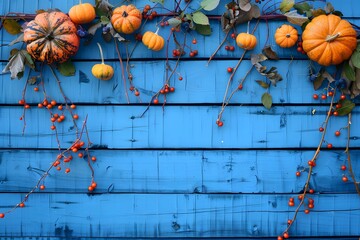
302;14;357;66
69;2;96;24
274;24;298;48
236;33;257;50
111;5;142;34
92;43;114;80
142;30;165;51
23;11;80;64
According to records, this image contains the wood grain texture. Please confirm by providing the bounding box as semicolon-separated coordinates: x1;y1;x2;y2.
2;60;355;105
0;150;358;194
0;193;359;238
0;105;358;149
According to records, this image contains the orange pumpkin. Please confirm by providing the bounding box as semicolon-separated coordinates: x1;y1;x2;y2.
69;2;96;24
92;43;114;80
142;30;165;51
111;5;142;34
236;33;257;50
274;24;298;48
23;11;80;64
302;14;357;66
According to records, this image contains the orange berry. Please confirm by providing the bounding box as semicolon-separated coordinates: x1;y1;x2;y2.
70;104;76;109
19;203;25;208
25;104;30;109
56;166;61;171
34;87;39;92
50;125;56;130
51;100;57;106
88;186;94;192
39;185;45;190
78;153;84;158
0;213;5;218
38;103;43;108
72;148;78;153
73;114;79;120
91;182;97;188
58;105;63;110
65;168;71;173
91;156;97;162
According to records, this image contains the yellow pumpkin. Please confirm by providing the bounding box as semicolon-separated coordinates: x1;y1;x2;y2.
274;24;298;48
92;43;114;80
236;33;257;50
69;2;96;24
111;5;142;34
302;14;357;66
142;30;165;51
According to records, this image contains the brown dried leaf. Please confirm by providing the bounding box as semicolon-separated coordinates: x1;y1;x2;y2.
262;46;279;60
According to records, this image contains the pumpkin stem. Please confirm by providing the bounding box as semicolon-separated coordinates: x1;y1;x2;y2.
79;0;82;4
96;42;105;64
326;33;340;42
286;33;291;38
246;21;250;34
155;28;159;35
122;11;128;17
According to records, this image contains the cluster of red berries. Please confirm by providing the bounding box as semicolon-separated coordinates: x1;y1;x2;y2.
159;21;169;27
142;5;157;20
172;49;183;57
296;41;306;54
224;45;235;51
129;86;140;97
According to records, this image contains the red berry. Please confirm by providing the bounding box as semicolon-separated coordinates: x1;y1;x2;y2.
321;94;327;100
340;95;346;100
278;236;283;240
289;197;294;202
313;94;319;100
308;198;314;204
25;104;30;109
328;91;334;96
227;67;233;73
309;189;314;194
39;185;45;190
342;176;348;182
229;46;235;51
297;46;302;52
178;76;183;81
231;33;236;39
333;111;339;116
308;160;316;167
308;203;314;209
34;87;39;92
18;99;25;105
327;143;333;149
238;84;243;90
19;203;25;208
65;168;71;173
217;121;224;127
341;165;346;171
153;99;159;104
88;186;94;192
319;127;324;132
287;219;292;225
91;182;97;188
50;125;56;130
70;104;76;109
135;91;140;96
335;131;341;136
304;209;310;214
225;45;230;51
78;153;83;158
91;156;97;162
288;201;295;207
0;213;4;218
283;232;289;239
73;114;79;120
192;39;197;44
296;171;301;177
189;52;195;57
151;11;157;17
336;103;342;109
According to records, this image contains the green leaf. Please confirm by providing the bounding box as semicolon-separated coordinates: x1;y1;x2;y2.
261;92;272;110
195;24;211;35
167;17;182;27
280;0;295;13
150;0;164;4
57;60;76;77
200;0;220;11
343;61;356;81
21;50;35;69
192;11;210;25
2;19;22;35
256;80;270;89
293;2;311;14
351;51;360;69
324;2;334;13
100;16;109;24
337;99;355;116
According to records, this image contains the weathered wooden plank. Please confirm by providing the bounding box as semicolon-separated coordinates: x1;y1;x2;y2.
0;60;329;104
0;105;358;149
0;193;359;238
0;60;350;105
0;150;358;194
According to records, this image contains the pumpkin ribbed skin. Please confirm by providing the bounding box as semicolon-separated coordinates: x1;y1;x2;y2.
111;5;142;34
23;11;80;64
69;3;96;24
302;14;357;66
142;31;165;51
236;33;257;50
92;64;114;80
275;24;298;48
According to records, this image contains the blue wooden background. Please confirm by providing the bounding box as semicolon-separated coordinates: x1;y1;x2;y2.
0;0;360;239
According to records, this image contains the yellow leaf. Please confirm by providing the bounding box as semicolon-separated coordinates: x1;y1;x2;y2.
3;19;22;35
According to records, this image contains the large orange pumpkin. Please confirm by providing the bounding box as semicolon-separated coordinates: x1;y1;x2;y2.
302;14;357;66
111;5;142;34
24;11;80;64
